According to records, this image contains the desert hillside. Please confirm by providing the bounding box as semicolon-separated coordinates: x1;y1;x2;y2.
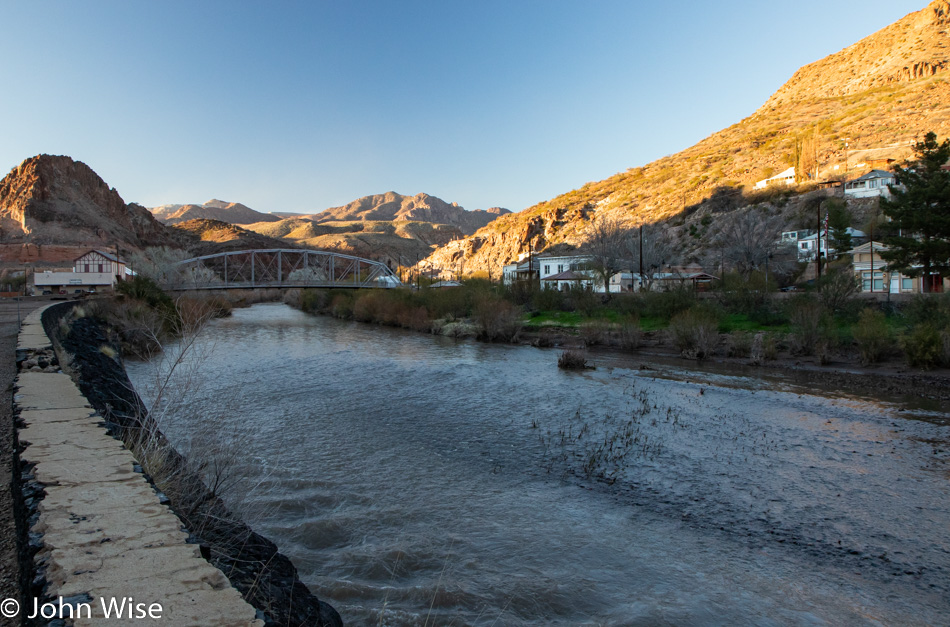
423;0;950;277
151;199;281;225
307;191;510;236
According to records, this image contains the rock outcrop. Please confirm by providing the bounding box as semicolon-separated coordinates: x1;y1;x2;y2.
0;155;176;250
764;0;950;106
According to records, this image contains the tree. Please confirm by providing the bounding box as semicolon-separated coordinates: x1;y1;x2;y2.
825;199;853;255
580;213;628;294
715;210;787;277
622;223;673;291
880;132;950;292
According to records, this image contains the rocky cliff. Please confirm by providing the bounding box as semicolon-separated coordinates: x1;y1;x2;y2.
0;155;177;250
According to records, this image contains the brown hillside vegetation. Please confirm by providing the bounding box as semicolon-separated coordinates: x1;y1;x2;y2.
424;0;950;277
169;219;297;256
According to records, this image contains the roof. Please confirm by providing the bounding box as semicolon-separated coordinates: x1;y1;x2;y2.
75;250;126;264
428;280;462;288
541;270;589;281
798;227;866;241
849;169;895;182
849;241;889;255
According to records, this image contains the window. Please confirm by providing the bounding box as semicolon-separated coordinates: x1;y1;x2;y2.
862;271;884;291
98;264;104;273
543;265;550;275
557;264;564;273
901;277;913;291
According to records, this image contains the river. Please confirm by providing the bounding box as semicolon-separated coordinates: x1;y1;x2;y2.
125;303;950;626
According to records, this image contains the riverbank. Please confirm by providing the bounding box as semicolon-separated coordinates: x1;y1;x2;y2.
531;325;950;403
283;287;950;405
22;301;341;627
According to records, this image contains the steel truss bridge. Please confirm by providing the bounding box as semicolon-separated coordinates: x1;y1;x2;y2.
167;249;402;291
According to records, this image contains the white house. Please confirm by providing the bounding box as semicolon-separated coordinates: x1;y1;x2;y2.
609;269;718;293
780;229;813;244
541;270;596;291
501;256;540;284
844;170;897;198
754;167;796;190
537;255;591;281
33;250;131;294
797;228;866;261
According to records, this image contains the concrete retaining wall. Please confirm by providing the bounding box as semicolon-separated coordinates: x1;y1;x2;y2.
15;304;263;625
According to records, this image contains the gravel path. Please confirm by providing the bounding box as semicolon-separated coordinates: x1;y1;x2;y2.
0;297;47;627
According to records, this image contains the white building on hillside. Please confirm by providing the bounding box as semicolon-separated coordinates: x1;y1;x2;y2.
844;170;897;198
754;167;796;189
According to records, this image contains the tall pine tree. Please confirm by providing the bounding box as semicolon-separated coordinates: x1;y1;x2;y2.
880;132;950;292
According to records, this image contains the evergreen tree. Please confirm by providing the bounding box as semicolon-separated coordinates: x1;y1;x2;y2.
825;199;853;255
880;132;950;292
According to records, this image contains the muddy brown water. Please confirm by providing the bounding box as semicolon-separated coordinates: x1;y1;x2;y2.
126;303;950;626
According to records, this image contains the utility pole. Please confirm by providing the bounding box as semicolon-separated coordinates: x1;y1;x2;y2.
816;204;822;280
639;224;644;279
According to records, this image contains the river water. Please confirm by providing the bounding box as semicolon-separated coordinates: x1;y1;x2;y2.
125;303;950;626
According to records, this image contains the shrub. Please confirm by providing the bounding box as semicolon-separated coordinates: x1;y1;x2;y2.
788;298;827;355
726;331;753;358
852;308;893;365
565;286;600;316
534;287;566;312
762;333;779;361
903;324;942;369
558;349;589;370
668;308;719;360
818;267;861;318
396;305;431;332
902;294;950;327
297;289;330;313
474;295;522;342
580;319;611;346
330;293;354;319
618;315;641;351
641;286;697;319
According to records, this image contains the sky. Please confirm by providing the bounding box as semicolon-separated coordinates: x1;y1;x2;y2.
0;1;928;215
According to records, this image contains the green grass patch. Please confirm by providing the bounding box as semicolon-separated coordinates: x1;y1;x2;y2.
522;310;586;329
718;313;790;334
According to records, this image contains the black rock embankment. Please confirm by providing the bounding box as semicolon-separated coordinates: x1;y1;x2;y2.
39;302;343;627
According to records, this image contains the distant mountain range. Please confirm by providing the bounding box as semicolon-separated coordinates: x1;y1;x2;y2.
150;200;281;225
0;156;511;270
148;192;511;265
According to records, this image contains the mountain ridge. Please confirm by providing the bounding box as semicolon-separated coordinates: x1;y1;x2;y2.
422;0;950;277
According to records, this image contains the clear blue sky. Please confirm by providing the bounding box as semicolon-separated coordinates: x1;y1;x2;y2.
0;1;926;214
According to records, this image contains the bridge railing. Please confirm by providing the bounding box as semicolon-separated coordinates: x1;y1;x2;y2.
166;249;403;291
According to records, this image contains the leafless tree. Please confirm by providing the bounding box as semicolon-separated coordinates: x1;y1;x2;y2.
622;223;674;290
130;247;193;285
715;210;790;277
580;213;628;293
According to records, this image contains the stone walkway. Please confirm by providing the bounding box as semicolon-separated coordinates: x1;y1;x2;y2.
15;305;263;626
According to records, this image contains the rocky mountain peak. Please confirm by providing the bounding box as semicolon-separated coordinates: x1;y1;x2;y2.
762;1;950;107
0;155;174;249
